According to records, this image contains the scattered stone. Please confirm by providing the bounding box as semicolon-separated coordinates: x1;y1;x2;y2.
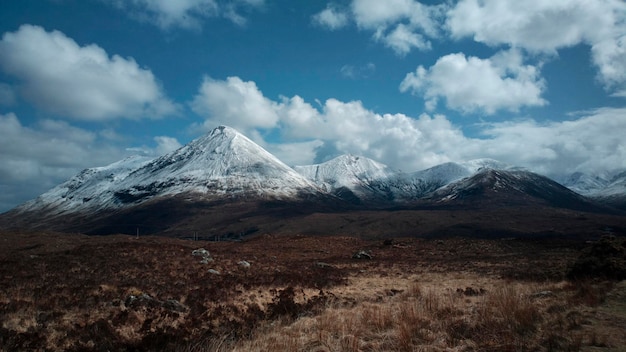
192;248;213;264
238;260;251;268
163;299;188;313
208;269;221;275
529;291;555;299
192;248;210;257
316;262;333;268
352;250;372;260
125;294;188;312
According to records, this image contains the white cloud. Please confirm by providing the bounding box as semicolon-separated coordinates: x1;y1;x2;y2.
312;0;444;56
190;76;279;134
340;62;375;79
447;0;626;93
104;0;264;29
266;140;325;167
154;136;183;155
400;50;546;114
312;4;349;30
475;108;626;175
0;25;178;121
192;77;625;177
374;23;431;56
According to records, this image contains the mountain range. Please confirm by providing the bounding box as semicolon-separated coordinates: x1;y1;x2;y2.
1;126;625;238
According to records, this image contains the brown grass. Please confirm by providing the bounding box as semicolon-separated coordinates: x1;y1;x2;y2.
1;231;625;351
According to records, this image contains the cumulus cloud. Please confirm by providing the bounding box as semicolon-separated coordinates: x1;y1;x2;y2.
190;76;279;134
400;50;546;114
192;77;625;177
103;0;264;29
312;0;444;56
312;4;349;30
0;25;178;121
447;0;626;94
374;23;431;56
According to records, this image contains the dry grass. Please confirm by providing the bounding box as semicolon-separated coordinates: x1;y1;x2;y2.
1;231;625;351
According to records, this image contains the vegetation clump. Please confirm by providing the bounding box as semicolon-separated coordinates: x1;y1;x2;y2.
567;235;626;280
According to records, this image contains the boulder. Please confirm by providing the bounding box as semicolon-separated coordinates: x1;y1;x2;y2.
192;248;213;264
352;250;372;260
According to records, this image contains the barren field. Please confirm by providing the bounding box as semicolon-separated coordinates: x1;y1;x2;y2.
1;231;625;351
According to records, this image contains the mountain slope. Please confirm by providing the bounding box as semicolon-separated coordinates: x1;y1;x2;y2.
426;168;604;211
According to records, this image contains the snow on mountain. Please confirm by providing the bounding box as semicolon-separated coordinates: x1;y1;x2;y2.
15;155;154;215
294;156;516;203
13;126;323;216
556;171;613;195
294;155;397;201
9;123;624;221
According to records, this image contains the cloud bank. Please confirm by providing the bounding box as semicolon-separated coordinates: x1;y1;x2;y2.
191;76;626;175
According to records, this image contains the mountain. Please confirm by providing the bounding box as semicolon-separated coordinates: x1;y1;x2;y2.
1;126;624;237
557;170;626;210
1;126;332;233
295;156;516;204
425;168;602;211
294;155;401;203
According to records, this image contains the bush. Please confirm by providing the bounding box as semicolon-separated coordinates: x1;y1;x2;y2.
567;235;626;281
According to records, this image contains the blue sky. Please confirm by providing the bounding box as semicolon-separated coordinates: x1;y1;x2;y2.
0;0;625;211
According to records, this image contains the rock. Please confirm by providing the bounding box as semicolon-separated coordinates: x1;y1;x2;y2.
192;248;210;257
192;248;213;263
352;250;372;260
208;269;221;275
125;294;188;312
162;299;188;313
529;291;554;299
238;260;251;268
316;262;333;268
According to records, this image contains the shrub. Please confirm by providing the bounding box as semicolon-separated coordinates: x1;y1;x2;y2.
567;235;626;281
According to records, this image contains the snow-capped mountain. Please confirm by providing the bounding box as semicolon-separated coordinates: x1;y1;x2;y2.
294;156;516;203
2;125;623;236
11;126;324;217
294;155;399;202
556;170;626;209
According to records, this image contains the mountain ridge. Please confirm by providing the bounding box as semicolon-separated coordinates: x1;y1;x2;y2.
2;125;625;236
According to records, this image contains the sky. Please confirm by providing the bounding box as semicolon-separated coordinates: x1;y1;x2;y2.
0;0;625;212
